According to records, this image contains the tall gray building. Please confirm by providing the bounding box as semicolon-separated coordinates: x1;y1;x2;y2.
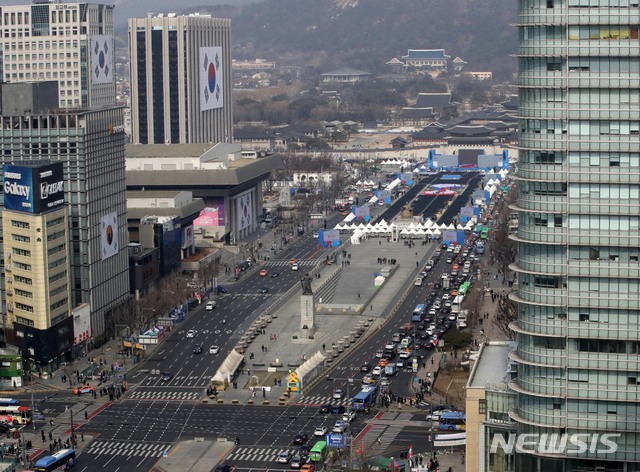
511;1;640;470
0;1;116;109
128;14;233;145
1;101;130;344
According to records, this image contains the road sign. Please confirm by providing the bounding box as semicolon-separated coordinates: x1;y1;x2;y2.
326;433;347;448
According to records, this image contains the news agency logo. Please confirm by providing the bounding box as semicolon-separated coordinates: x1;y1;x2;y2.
490;433;620;455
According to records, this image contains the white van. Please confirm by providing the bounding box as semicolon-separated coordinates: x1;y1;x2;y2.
415;277;423;286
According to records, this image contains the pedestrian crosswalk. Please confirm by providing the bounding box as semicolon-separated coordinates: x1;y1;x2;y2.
226;446;298;463
267;260;317;267
294;394;351;407
127;390;201;401
85;439;170;458
358;424;403;454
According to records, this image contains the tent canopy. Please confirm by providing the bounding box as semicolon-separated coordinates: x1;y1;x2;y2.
211;348;244;385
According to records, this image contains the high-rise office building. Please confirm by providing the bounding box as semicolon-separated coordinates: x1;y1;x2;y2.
0;1;116;109
1;102;130;350
128;14;233;145
2;161;74;368
512;1;640;470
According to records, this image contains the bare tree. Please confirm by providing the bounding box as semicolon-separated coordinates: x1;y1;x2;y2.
494;296;518;340
462;284;483;330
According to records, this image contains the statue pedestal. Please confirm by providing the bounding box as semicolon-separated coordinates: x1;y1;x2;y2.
300;293;315;337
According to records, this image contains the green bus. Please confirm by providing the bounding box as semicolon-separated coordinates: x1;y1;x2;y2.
459;282;471;296
310;440;327;462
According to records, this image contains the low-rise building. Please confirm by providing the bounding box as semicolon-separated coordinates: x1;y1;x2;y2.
466;341;518;472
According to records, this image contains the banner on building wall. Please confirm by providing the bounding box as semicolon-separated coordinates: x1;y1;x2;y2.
199;46;224;111
182;226;194;249
193;197;226;229
237;193;252;231
73;304;91;346
101;212;119;260
90;35;114;85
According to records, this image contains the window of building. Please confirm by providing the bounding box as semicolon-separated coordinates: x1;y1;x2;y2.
10;220;29;229
479;399;486;414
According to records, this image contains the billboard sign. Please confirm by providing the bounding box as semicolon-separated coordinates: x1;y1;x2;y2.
460;206;476;218
353;205;370;221
200;46;224;111
442;230;457;244
3;162;65;214
326;434;347;448
182;226;194;249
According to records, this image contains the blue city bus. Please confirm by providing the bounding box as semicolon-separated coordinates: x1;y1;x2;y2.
34;449;77;472
439;411;466;431
352;385;378;411
411;304;426;322
0;398;19;406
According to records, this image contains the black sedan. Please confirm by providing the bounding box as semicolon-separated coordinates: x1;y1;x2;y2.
293;434;309;445
360;362;372;372
259;287;269;294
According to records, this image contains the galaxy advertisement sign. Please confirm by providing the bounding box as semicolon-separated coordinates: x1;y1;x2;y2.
3;162;64;214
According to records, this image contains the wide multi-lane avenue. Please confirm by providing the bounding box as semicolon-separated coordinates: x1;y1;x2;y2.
20;171;480;470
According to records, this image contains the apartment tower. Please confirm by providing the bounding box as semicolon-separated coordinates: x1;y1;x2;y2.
128;14;233;144
511;1;640;470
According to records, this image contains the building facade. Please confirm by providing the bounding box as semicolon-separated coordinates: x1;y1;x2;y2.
1;107;130;344
128;14;233;145
0;1;116;108
511;1;640;470
2;161;74;368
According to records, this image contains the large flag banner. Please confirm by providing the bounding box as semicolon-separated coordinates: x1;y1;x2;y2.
101;212;119;260
237;193;252;231
200;46;224;111
90;35;114;85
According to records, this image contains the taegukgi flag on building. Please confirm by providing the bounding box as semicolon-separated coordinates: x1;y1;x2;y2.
199;46;224;111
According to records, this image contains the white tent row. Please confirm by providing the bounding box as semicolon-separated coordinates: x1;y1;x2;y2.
335;221;395;233
295;351;327;389
351;228;366;244
380;159;411;166
211;348;244;385
355;179;377;187
387;178;401;190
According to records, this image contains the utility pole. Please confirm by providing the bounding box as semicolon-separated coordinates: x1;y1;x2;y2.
31;392;35;434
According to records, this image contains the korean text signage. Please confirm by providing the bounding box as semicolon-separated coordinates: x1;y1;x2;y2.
3;162;65;214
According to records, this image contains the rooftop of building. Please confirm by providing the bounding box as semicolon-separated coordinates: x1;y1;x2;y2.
402;49;450;59
467;341;517;389
415;93;456;109
320;67;371;76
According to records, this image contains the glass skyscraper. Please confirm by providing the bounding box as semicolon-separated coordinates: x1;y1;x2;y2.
511;1;640;471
